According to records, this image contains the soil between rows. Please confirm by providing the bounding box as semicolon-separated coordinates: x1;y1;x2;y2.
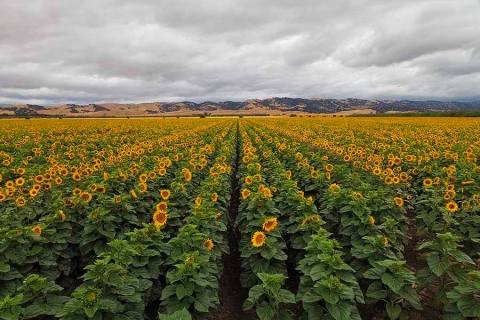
210;124;254;320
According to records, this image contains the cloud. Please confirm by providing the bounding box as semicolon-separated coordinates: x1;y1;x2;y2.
0;0;479;104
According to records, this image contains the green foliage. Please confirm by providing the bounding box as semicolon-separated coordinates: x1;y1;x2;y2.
243;273;295;320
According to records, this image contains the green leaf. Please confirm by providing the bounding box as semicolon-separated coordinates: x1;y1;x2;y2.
325;301;352;320
365;282;387;300
277;289;295;304
257;304;275;320
247;285;264;301
0;264;10;273
381;273;403;294
175;284;187;300
451;251;475;265
158;308;192;320
426;253;448;277
457;298;480;317
161;285;176;299
386;302;402;320
194;298;209;313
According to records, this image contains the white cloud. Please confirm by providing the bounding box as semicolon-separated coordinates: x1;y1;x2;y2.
0;0;479;104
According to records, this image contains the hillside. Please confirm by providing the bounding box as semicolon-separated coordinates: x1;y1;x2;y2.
1;98;479;117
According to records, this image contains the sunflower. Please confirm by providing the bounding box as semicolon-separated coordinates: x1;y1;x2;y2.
262;217;278;232
368;215;376;225
286;170;292;179
153;210;168;230
384;176;393;185
15;177;25;186
58;210;66;221
352;192;363;200
328;183;341;193
0;193;6;202
204;239;214;251
138;183;148;192
394;197;404;207
29;189;38;198
241;188;251;200
156;201;168;212
211;192;218;202
325;164;333;172
373;167;382;176
423;178;433;187
80;192;93;203
261;187;272;199
16;196;26;207
244;176;253;185
160;189;171;200
446;201;459;213
72;173;81;181
195;196;202;208
130;190;137;200
309;214;320;223
382;236;389;247
32;225;42;236
34;175;44;183
114;195;122;204
251;231;266;248
183;169;192;182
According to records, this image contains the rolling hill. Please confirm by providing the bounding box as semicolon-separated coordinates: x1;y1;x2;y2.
1;98;479;117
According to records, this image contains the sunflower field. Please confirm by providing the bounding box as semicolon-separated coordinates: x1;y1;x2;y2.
0;117;479;320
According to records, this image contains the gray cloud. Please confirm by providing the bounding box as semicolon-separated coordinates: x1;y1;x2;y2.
0;0;479;105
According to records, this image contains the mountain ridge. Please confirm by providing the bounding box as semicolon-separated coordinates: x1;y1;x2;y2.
1;98;480;117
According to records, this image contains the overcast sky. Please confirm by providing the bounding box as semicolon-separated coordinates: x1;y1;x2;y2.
1;0;479;105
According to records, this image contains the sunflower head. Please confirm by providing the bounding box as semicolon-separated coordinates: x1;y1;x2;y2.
328;183;341;193
80;192;92;203
183;169;192;182
195;196;202;208
211;192;218;202
153;210;168;230
251;231;266;248
394;197;404;207
156;201;168;212
32;225;42;236
160;189;171;200
130;190;138;200
368;215;376;225
58;210;66;221
423;178;433;187
446;201;459;213
16;196;26;207
262;217;278;232
204;239;214;251
241;188;251;200
382;236;389;247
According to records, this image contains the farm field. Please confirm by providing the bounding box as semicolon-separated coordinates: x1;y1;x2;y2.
0;117;479;320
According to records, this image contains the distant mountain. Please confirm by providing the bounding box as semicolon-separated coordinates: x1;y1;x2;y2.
1;98;480;117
